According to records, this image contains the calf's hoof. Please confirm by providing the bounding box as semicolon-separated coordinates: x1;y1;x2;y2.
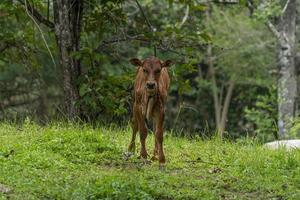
136;156;151;165
142;159;151;165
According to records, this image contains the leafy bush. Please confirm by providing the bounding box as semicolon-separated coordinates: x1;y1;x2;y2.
244;86;278;142
289;118;300;139
78;71;134;123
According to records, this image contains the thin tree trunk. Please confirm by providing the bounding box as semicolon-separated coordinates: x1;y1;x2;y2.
218;81;234;139
207;44;221;130
204;1;238;139
53;0;83;119
207;45;235;139
206;4;221;132
277;0;297;136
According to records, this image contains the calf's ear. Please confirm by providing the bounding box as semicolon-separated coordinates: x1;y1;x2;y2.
129;58;142;66
162;60;173;68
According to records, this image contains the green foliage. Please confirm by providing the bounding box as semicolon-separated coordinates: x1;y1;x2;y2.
207;5;276;84
163;5;276;135
289;118;300;139
0;0;286;139
253;0;282;22
244;86;278;142
78;71;134;122
0;1;59;121
1;123;300;199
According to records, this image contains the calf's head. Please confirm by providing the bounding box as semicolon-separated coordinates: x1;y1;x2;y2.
130;56;172;96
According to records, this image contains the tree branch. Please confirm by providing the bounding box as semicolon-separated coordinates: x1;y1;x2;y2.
179;5;189;28
17;0;54;29
266;20;281;40
135;0;156;56
94;35;148;52
282;0;291;15
246;0;281;41
213;0;239;4
135;0;153;32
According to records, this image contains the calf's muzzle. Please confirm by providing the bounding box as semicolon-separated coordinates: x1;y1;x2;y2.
146;81;156;90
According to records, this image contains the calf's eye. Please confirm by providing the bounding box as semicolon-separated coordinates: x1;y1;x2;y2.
155;70;161;74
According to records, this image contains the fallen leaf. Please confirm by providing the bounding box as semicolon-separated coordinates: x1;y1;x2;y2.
0;183;11;194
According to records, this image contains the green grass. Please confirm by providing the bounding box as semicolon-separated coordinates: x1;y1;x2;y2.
0;122;299;200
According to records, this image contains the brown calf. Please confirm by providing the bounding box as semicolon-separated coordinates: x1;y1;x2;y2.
128;56;172;166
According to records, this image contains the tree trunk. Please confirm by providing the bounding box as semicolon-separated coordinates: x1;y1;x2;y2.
207;44;221;129
218;81;234;139
277;0;297;137
53;0;83;119
205;3;235;139
207;44;235;139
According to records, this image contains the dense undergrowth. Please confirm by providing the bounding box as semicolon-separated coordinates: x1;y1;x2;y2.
0;123;299;199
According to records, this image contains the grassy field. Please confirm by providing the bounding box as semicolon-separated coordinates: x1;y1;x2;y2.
0;123;299;200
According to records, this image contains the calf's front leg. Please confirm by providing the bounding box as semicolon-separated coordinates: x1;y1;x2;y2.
151;137;159;161
128;117;138;153
155;110;166;166
128;104;139;153
139;118;148;159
